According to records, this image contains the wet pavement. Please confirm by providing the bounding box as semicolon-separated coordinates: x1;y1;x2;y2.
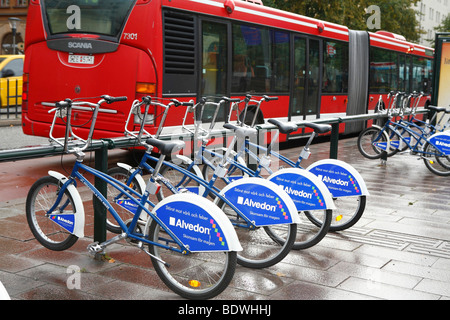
1;134;450;302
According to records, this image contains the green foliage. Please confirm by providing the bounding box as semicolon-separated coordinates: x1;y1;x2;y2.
435;15;450;33
265;0;421;42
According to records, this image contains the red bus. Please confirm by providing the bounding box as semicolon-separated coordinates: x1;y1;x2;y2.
22;0;434;142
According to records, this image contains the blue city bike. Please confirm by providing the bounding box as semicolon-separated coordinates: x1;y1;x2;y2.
358;92;450;176
125;96;337;251
108;97;304;269
25;95;243;300
200;95;369;233
372;91;450;156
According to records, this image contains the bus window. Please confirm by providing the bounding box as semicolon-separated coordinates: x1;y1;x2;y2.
292;37;321;118
322;41;349;94
43;0;135;39
201;21;228;122
369;47;398;93
272;31;290;93
399;55;411;93
231;24;289;94
307;39;320;115
292;37;307;117
201;21;228;97
232;24;258;93
412;56;433;94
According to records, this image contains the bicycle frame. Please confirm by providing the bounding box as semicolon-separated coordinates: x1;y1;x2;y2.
383;119;448;157
204;128;313;179
121;150;255;229
48;159;190;254
118;97;304;229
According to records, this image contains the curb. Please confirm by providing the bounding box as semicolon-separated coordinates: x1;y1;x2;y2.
0;119;21;127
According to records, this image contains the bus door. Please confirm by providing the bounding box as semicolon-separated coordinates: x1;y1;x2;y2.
290;36;321;127
198;20;230;150
200;20;229;123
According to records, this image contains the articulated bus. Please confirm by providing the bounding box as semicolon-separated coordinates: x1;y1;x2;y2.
22;0;434;143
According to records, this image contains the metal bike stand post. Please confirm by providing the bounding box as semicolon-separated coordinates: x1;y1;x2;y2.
329;122;340;159
93;140;108;245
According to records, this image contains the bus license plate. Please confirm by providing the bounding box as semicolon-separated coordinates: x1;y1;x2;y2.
68;55;94;65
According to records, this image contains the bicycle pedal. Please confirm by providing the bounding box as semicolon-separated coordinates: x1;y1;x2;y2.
87;242;104;254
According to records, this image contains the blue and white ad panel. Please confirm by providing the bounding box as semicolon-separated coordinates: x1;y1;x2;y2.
152;193;241;252
429;131;450;155
268;168;335;211
306;159;369;198
219;177;300;227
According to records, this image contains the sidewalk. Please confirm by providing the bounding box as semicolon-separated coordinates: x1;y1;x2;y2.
1;136;450;301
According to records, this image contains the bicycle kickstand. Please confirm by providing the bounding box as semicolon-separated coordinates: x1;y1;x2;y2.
380;151;388;166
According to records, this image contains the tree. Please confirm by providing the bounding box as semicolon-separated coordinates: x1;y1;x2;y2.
265;0;421;42
435;14;450;33
428;14;450;46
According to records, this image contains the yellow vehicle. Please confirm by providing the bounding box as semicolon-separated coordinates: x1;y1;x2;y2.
0;55;24;107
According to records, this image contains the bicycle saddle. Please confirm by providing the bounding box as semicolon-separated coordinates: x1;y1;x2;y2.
427;105;450;113
268;118;298;134
303;122;332;134
146;137;185;156
223;123;257;138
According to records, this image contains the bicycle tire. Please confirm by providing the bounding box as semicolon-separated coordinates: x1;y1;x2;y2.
216;198;296;268
384;127;401;157
423;141;450;176
266;209;331;250
146;219;237;300
106;167;146;234
305;195;366;232
357;127;389;159
26;176;79;251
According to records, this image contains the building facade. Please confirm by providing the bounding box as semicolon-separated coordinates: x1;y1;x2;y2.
415;0;450;47
0;0;27;55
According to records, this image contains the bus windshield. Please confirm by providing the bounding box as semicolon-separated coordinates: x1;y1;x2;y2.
43;0;136;39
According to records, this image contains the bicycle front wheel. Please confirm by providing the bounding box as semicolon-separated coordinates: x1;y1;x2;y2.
423;141;450;176
26;176;79;251
305;195;366;232
287;209;332;249
218;199;296;268
357;127;389;159
146;220;237;300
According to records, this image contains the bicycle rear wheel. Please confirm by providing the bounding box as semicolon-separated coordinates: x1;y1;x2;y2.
146;220;237;300
26;176;79;251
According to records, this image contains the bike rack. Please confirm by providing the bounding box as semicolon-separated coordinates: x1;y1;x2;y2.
0;107;429;243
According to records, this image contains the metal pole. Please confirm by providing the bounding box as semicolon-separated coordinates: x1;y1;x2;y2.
330;122;340;159
93;141;108;243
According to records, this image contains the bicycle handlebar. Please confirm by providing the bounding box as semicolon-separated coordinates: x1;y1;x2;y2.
44;95;125;154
